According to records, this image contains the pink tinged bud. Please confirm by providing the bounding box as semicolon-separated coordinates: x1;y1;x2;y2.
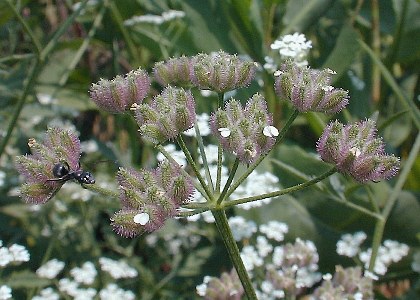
203;269;244;300
317;120;400;183
210;94;276;164
89;68;151;113
274;61;349;114
191;51;257;93
114;160;194;237
15;127;83;204
134;86;196;144
153;56;193;87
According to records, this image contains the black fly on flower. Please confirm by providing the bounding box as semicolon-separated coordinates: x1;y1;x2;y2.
15;127;95;204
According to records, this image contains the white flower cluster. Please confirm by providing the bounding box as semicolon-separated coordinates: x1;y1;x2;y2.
31;257;138;300
99;257;138;279
124;10;185;26
184;113;211;137
197;219;323;299
336;232;409;276
0;285;12;300
0;240;30;267
264;32;312;73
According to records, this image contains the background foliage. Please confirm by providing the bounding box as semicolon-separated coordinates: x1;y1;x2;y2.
1;0;419;298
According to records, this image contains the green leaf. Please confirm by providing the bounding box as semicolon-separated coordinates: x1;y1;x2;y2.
322;24;360;81
6;271;51;288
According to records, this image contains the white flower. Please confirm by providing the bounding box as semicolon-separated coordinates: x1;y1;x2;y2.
32;287;60;300
240;246;263;271
0;285;12;300
336;231;367;257
198;144;219;165
260;221;288;242
68;287;97;300
272;246;284;267
270;32;312;66
256;236;273;258
263;126;279;137
99;257;138;279
99;284;135;300
70;262;97;285
196;276;211;296
36;259;65;279
218;127;231;137
228;216;257;241
81;140;98;153
0;247;12;267
58;278;79;294
8;244;30;262
133;213;149;225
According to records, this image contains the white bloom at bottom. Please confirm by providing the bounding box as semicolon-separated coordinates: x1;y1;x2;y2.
70;262;97;285
32;287;60;300
99;284;135;300
228;216;257;241
8;244;30;262
240;245;263;271
99;257;138;279
260;221;288;242
0;285;12;300
36;259;65;279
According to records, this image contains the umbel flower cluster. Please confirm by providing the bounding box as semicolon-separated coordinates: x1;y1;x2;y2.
15;50;400;238
15;128;86;204
112;161;194;238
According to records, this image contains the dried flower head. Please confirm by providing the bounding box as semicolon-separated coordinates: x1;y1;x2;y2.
153;56;193;87
274;61;349;113
210;94;276;164
111;160;194;238
15;127;89;204
191;51;257;93
134;86;196;144
317;119;400;183
89;67;151;113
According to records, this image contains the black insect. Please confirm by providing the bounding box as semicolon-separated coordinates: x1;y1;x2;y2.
48;162;95;185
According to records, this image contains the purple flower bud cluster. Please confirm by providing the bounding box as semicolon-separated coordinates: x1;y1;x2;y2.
210;94;277;164
15;128;82;204
89;67;151;113
111;160;194;238
316;119;400;183
274;61;349;113
134;86;196;144
313;266;373;299
153;56;193;87
191;51;257;93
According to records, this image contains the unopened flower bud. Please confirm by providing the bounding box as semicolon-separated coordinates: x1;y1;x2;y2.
317;119;400;182
15;128;84;204
191;51;256;93
274;61;349;113
154;56;193;87
113;160;194;238
210;94;275;164
134;86;196;144
197;269;244;300
89;67;151;113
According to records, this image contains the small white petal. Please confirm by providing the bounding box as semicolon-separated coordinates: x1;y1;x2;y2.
326;68;337;74
218;128;231;137
350;147;361;157
133;213;150;225
273;70;283;77
263;126;279;137
321;85;334;92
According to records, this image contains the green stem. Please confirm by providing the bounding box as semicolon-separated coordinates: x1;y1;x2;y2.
212;210;257;300
223;167;336;209
5;0;42;54
224;109;299;201
156;144;210;202
216;92;225;193
369;131;420;271
194;121;214;193
176;136;214;201
217;158;239;205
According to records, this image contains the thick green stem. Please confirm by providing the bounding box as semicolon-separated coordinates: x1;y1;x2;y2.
212;210;257;300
